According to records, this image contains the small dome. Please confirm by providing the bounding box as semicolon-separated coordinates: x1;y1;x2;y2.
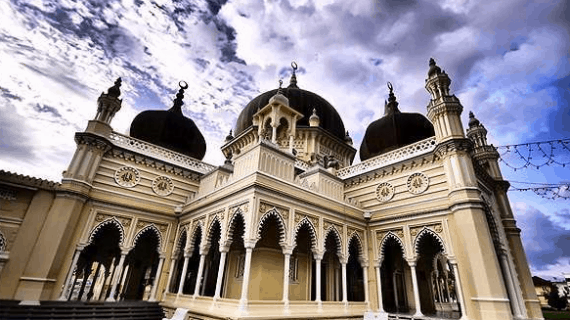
428;58;442;78
235;87;346;140
360;83;434;161
129;83;206;160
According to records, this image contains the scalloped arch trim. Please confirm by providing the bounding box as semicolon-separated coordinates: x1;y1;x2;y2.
89;217;125;246
132;224;162;251
293;217;318;250
414;227;446;255
257;208;287;244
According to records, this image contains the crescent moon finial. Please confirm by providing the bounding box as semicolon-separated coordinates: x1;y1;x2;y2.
179;81;189;90
291;61;298;71
387;82;393;92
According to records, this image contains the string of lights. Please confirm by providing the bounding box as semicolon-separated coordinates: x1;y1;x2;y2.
496;138;570;170
508;181;570;200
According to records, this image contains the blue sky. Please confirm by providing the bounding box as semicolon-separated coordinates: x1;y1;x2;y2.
0;0;568;279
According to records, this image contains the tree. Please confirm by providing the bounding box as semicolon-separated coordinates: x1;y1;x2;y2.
548;285;568;311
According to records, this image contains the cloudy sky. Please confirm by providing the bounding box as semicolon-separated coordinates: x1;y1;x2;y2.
0;0;569;279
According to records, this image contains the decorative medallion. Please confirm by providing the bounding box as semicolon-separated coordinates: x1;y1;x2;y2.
407;172;429;194
114;166;140;188
152;176;174;196
376;182;395;202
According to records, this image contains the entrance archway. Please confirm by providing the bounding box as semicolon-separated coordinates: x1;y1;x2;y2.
347;235;364;301
121;227;160;300
70;221;121;301
322;228;342;301
293;220;317;301
380;235;410;313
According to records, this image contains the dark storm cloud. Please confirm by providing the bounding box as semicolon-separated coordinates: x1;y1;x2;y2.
517;206;570;269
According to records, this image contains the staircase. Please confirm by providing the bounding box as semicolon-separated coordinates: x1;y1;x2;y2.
0;300;165;320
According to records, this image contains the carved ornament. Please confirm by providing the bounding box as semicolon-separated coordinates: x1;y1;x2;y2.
114;166;140;188
152;176;174;196
376;182;395;202
407;172;429;195
94;213;132;228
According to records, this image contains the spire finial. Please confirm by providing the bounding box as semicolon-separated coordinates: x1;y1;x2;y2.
384;81;400;115
172;81;188;112
428;58;442;77
288;61;298;88
277;79;284;95
107;77;122;98
468;111;480;128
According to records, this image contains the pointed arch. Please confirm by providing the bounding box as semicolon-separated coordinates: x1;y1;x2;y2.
174;227;188;253
378;232;406;263
132;224;162;252
348;231;364;261
89;217;125;246
257;208;287;245
414;227;446;256
205;216;222;247
323;225;343;257
227;209;246;243
188;221;203;252
293;217;318;251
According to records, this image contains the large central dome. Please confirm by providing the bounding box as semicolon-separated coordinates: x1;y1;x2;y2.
234;79;346;140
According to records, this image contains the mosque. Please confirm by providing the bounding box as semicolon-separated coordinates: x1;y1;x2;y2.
0;59;543;320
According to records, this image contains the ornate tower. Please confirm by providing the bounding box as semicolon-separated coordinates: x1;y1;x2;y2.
425;59;514;319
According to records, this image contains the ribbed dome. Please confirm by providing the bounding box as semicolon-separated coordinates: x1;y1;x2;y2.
234;86;346;140
360;84;434;161
129;85;206;160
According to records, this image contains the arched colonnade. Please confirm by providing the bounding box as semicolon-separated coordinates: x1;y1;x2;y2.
58;218;166;302
166;207;368;307
375;228;467;319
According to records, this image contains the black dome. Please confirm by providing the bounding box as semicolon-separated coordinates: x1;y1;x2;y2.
360;85;434;161
129;97;206;160
234;86;346;140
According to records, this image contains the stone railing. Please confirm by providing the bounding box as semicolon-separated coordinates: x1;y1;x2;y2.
108;132;216;175
337;137;437;179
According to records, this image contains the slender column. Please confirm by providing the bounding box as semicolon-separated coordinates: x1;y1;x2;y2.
177;254;190;296
282;249;292;306
499;253;524;318
98;268;110;301
118;264;130;301
362;263;370;309
193;247;208;298
106;250;128;302
408;261;423;317
214;248;229;300
165;258;176;294
101;257;116;301
374;265;384;312
58;245;84;300
86;262;102;301
341;261;348;303
149;256;165;301
314;253;322;305
78;263;93;301
239;244;254;307
450;262;468;320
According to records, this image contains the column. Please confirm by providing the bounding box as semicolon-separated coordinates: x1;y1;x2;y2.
101;257;116;301
149;256;165;301
106;250;128;302
282;249;292;306
58;245;84;301
193;247;208;298
341;261;348;304
213;247;229;300
118;264;130;301
451;262;468;320
375;265;384;312
408;261;423;317
86;262;102;301
499;253;524;318
177;254;190;296
165;258;177;294
239;244;254;308
362;263;370;309
314;253;322;305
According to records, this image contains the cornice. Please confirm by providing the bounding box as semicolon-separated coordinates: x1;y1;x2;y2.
0;170;60;191
433;138;473;158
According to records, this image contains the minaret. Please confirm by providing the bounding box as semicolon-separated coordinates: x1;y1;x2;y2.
466;111;502;179
425;59;514;319
467;114;542;319
86;78;123;135
14;80;119;302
